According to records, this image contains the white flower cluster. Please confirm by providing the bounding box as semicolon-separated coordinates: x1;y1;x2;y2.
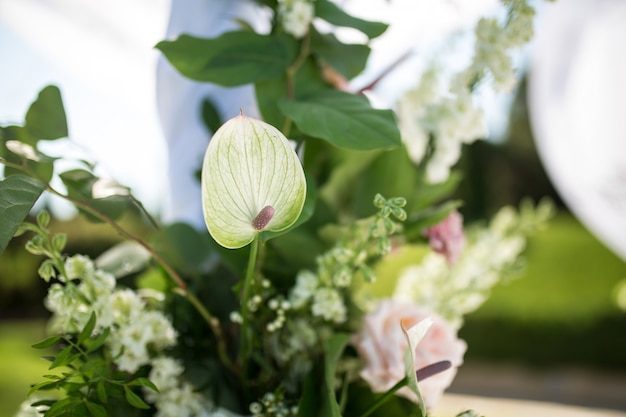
397;0;537;184
45;254;177;373
146;357;233;417
277;0;315;38
463;0;536;92
289;244;367;324
393;201;552;328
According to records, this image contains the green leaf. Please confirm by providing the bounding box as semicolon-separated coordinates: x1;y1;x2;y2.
24;85;68;140
310;29;370;79
27;379;61;396
31;335;61;349
202;98;223;134
77;312;97;345
96;380;108;403
156;32;298;86
279;91;401;151
255;57;328;130
321;333;350;417
124;386;150;409
128;377;159;393
86;401;108;417
49;345;73;370
150;222;216;276
0;175;45;255
60;169;130;222
316;0;388;39
201;113;307;249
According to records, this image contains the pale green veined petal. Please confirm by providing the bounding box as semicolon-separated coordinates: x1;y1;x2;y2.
201;112;306;249
401;317;432;414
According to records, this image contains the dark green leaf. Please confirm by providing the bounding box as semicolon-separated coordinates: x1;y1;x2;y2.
321;333;350;417
77;312;97;345
124;386;150;409
201;98;222;134
24;85;68;140
27;380;61;396
128;377;159;393
31;336;61;349
279;91;401;151
310;29;370;79
255;56;328;131
150;222;217;276
87;328;110;354
96;380;108;403
0;175;45;254
316;0;388;39
45;397;82;417
86;401;108;417
60;169;130;222
49;345;73;370
156;32;298;86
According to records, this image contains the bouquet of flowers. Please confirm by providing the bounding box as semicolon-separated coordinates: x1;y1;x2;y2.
1;1;553;416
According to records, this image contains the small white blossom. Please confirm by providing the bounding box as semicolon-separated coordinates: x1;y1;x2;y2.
311;288;346;323
63;254;95;282
278;0;314;39
289;270;318;308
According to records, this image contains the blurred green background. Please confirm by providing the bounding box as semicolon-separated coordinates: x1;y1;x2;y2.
1;82;625;417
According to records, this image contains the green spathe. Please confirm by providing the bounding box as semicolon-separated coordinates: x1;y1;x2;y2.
201;113;306;249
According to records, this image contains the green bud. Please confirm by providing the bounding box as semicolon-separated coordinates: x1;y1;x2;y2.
373;193;386;209
37;210;50;229
390;197;407;208
38;259;56;282
52;233;67;252
25;235;45;255
377;237;391;255
383;217;395;234
201;112;306;249
391;207;407;221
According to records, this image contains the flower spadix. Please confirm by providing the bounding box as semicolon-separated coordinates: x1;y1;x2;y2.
201;112;306;249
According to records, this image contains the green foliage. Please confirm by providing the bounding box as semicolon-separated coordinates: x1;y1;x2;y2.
156;32;298;86
0;175;45;254
314;0;388;39
279;91;401;151
24;85;68;140
27;312;156;416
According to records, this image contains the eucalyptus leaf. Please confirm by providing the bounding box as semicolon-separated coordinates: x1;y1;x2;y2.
24;85;68;140
315;0;388;39
201;113;306;249
279;91;401;151
156;32;298;86
0;175;45;254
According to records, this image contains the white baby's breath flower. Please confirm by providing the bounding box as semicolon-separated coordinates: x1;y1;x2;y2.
311;287;346;323
289;270;319;308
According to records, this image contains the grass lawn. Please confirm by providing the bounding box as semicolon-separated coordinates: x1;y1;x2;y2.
0;320;49;417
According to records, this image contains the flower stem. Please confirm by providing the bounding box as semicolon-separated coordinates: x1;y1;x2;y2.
239;235;260;381
358;377;408;417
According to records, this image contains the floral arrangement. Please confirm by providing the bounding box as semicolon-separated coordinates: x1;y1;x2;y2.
0;1;553;416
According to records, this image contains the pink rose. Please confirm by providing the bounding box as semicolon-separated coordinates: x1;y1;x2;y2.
352;299;467;409
423;211;466;265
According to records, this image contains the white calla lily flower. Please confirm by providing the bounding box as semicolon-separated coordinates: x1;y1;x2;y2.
201;112;306;249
